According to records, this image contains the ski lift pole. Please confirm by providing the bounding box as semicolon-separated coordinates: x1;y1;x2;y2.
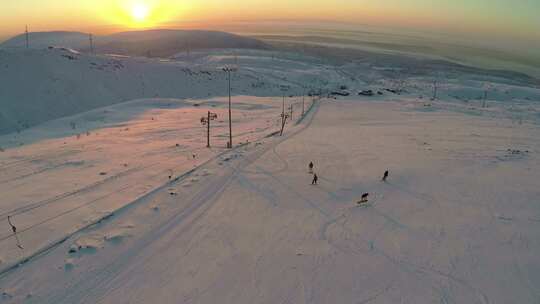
201;111;217;148
280;112;289;136
282;95;285;127
207;111;210;148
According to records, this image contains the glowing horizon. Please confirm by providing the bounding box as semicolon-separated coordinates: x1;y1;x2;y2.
1;0;539;47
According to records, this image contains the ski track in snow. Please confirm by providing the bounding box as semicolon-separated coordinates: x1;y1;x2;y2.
235;101;498;304
55;101;322;304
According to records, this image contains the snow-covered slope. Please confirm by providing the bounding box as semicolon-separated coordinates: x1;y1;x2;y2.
1;96;539;303
0;47;310;135
0;47;225;134
0;44;540;303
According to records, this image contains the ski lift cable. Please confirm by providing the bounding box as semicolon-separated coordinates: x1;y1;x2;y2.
0;143;226;243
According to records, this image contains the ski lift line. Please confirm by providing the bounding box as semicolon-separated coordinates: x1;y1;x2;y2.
0;151;199;222
0;182;135;243
0;165;164;243
0;164;155;221
0;148;221;243
0;144;210;221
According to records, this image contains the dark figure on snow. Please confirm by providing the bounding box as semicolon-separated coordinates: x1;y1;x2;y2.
308;161;314;173
359;193;369;203
312;173;318;185
7;216;16;234
382;170;389;182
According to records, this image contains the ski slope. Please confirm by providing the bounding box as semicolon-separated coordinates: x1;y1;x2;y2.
1;95;539;303
1;45;540;303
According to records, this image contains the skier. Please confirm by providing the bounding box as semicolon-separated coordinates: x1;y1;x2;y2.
308;161;314;173
359;193;369;204
382;170;389;182
312;173;318;185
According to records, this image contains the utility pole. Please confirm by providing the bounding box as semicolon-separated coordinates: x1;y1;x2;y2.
302;90;305;116
207;112;210;148
228;68;232;148
89;33;94;54
25;25;29;49
201;111;218;148
223;66;237;148
289;104;293;121
279;95;290;136
282;95;285;127
280;110;289;136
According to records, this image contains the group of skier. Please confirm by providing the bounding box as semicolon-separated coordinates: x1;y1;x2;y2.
308;161;389;205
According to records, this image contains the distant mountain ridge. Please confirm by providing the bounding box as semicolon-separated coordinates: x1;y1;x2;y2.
0;30;269;57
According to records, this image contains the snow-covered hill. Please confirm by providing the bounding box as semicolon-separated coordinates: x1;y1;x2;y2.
0;47;227;134
0;30;268;57
0;31;90;50
0;47;312;135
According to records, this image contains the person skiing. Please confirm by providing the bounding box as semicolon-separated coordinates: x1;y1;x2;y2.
308;161;314;173
359;193;369;204
312;173;318;185
382;170;389;182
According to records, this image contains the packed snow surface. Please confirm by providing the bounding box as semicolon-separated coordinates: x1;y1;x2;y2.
0;47;539;304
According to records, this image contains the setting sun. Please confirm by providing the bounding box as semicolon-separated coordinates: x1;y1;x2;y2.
131;3;149;22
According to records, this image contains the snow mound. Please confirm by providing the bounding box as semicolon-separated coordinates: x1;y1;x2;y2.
197;169;212;177
69;235;103;254
1;289;13;300
104;223;135;244
104;229;132;244
64;258;75;271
